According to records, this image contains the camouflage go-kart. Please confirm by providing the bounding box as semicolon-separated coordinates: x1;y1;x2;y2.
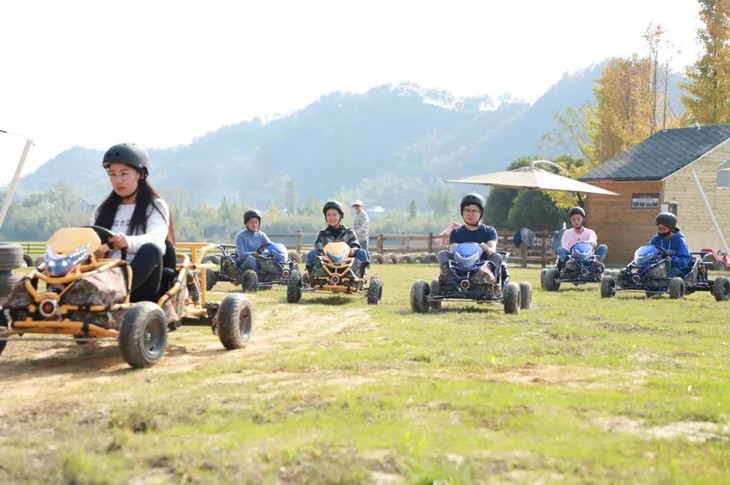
600;245;730;301
286;241;383;304
204;243;297;293
541;242;609;291
0;226;253;368
410;243;531;314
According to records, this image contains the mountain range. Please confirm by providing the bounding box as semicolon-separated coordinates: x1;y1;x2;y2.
12;63;682;212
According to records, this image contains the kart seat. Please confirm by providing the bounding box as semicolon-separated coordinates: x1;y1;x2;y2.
159;240;177;294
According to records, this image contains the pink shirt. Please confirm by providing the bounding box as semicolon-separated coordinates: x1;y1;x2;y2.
561;227;598;250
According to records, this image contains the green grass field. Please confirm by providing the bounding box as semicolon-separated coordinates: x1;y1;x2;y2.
1;264;729;484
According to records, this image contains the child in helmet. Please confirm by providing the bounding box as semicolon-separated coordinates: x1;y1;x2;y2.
92;143;170;302
648;211;691;276
234;209;272;272
305;200;370;274
558;206;608;266
437;193;503;284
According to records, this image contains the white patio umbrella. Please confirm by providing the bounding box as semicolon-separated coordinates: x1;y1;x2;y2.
445;160;619;196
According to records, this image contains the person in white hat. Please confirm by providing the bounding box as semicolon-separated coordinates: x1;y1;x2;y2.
351;200;370;253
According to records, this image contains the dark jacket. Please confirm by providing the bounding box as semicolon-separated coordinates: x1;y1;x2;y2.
314;225;361;251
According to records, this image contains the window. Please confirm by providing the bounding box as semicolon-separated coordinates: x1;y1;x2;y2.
718;159;730;188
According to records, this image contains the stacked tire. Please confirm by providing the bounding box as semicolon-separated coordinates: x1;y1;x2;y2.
0;243;23;304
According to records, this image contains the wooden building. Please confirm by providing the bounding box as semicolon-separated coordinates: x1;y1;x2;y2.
579;124;730;264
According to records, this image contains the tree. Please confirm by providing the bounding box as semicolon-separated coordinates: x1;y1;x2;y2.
285;178;298;215
680;0;730;124
507;191;566;231
427;186;454;218
408;200;417;220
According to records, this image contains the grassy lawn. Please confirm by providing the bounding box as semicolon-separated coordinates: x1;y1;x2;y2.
1;264;729;484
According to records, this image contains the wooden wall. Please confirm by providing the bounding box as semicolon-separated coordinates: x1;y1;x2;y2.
664;143;730;253
584;181;663;264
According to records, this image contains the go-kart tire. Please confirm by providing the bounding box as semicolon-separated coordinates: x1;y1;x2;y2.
398;255;412;264
712;276;730;302
503;282;521;314
367;276;383;305
216;293;252;350
241;269;259;293
22;253;34;267
0;243;24;271
519;282;532;310
429;279;442;310
288;251;302;263
201;255;220;266
385;253;398;264
600;275;616;298
34;256;45;267
0;272;19;304
410;280;430;313
668;277;685;299
540;268;548;290
205;269;218;291
287;270;302;303
370;253;384;264
119;301;168;369
544;268;561;292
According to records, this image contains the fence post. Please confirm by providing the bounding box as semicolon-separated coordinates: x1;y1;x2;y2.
520;243;527;268
428;232;433;253
377;234;384;254
541;230;548;267
296;230;302;253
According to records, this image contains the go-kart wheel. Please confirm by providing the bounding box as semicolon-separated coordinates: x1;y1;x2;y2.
0;243;24;271
599;275;616;298
241;269;259;293
216;293;252;349
287;270;302;303
367;276;383;305
119;301;167;369
668;277;685;299
503;282;521;314
544;268;561;292
519;282;532;310
712;276;730;302
429;279;442;310
410;280;430;313
540;268;548;290
22;253;34;268
83;225;127;261
205;269;218;291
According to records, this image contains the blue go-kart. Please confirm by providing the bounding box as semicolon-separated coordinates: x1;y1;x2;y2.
205;242;297;292
600;245;730;300
541;242;608;291
410;242;532;314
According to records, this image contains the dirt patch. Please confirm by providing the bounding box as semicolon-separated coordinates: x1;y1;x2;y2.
594;416;730;442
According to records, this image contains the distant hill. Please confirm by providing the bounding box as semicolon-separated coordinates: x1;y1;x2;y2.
12;64;685;212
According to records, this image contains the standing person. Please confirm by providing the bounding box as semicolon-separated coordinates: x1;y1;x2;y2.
437;193;503;284
648;211;691;276
558;206;608;266
306;200;370;275
234;209;272;273
92;143;170;302
352;200;370;253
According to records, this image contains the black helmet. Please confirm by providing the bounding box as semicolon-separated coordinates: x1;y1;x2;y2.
322;200;345;218
568;206;586;218
102;143;149;176
655;211;678;230
460;193;484;216
244;209;262;225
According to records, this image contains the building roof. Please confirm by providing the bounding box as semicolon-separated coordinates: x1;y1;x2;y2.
580;124;730;181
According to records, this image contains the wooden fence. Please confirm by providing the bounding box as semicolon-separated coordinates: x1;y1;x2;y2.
13;230;557;268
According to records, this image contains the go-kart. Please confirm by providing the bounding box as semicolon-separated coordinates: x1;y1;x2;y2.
286;241;383;304
541;242;608;291
204;242;297;292
0;226;253;368
599;245;730;301
410;242;531;314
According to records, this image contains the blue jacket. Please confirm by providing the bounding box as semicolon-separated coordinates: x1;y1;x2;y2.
235;229;272;260
647;230;691;275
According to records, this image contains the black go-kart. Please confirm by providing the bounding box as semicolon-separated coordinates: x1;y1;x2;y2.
600;245;730;300
541;242;609;291
204;243;297;293
410;243;531;314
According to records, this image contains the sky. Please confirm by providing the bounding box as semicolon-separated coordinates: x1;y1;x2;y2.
0;0;704;186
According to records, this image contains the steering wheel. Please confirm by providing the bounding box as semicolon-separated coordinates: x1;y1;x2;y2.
83;225;127;261
256;243;272;255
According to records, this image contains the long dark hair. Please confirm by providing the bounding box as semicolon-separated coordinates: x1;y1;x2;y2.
94;178;167;235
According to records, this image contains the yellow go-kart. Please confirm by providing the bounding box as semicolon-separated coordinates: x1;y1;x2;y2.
0;226;253;368
286;241;383;304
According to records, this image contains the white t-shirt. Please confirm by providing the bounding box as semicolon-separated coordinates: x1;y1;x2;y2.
92;198;170;262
